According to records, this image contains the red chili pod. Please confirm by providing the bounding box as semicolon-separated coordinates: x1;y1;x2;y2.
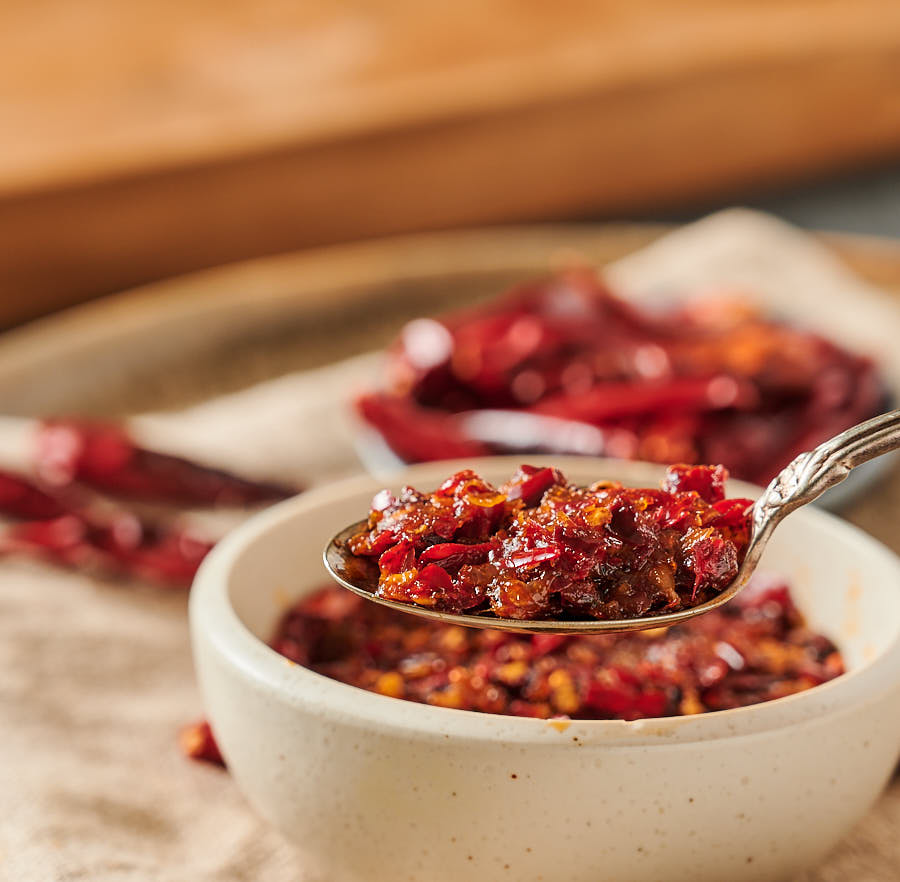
35;420;295;506
0;470;70;520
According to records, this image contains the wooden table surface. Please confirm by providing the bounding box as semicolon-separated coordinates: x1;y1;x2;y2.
4;0;900;325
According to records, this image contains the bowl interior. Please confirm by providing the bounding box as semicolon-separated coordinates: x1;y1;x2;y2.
225;457;900;680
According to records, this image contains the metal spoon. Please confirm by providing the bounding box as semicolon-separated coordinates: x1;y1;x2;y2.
325;409;900;635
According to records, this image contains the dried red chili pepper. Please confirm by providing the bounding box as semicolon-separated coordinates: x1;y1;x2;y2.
358;270;883;483
0;419;299;585
357;395;489;464
0;467;212;587
35;421;295;506
0;470;69;519
0;512;212;587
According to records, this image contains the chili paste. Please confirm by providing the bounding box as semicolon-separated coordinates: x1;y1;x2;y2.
272;578;843;719
346;464;753;620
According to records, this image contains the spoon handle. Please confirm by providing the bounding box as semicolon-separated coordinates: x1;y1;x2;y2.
752;409;900;537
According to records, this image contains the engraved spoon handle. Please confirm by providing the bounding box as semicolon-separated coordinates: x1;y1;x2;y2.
739;409;900;580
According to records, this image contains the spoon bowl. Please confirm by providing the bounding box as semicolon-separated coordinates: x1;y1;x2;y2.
326;410;900;634
326;520;748;634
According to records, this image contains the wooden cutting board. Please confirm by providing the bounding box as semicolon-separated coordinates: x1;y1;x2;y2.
4;0;900;324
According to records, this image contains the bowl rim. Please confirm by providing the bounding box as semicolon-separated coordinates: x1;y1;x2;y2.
190;456;900;747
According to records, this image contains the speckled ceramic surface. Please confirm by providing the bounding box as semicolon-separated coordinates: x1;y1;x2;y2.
190;458;900;882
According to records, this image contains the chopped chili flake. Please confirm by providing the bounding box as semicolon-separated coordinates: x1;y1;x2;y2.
267;578;843;720
180;720;225;767
347;464;753;620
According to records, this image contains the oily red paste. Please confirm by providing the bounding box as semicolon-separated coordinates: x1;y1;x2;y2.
271;579;843;719
358;270;882;484
346;464;753;620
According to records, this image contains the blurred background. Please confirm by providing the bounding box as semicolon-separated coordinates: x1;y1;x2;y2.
3;0;900;328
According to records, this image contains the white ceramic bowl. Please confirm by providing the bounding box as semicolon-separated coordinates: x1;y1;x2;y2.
190;457;900;882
